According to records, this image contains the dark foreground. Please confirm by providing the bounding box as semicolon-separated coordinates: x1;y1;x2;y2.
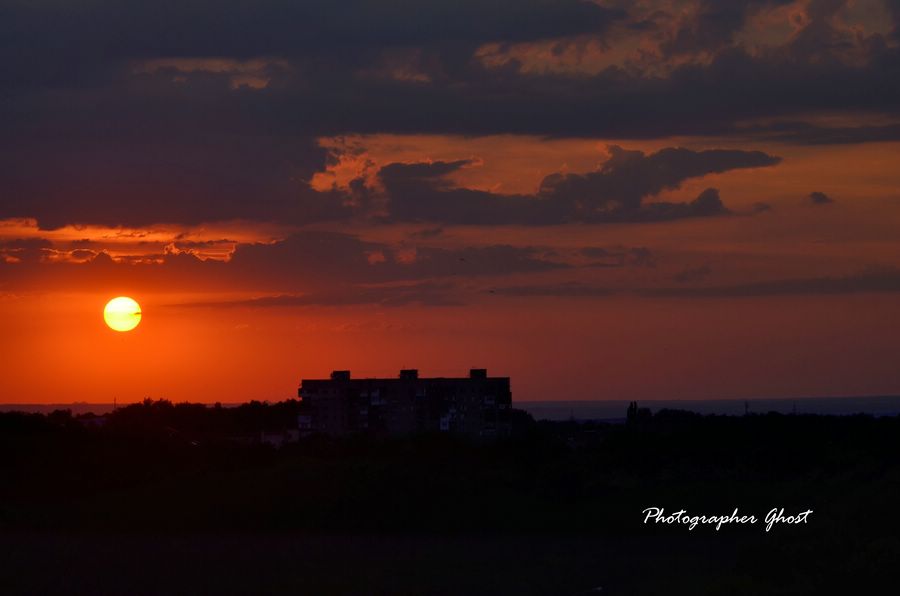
1;533;737;596
1;401;899;595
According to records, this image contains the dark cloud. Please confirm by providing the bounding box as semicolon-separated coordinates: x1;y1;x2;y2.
747;121;900;145
490;282;615;298
646;269;900;297
408;227;445;240
1;0;896;232
1;0;898;141
629;247;657;268
581;246;656;268
1;0;623;87
376;160;539;225
228;232;565;286
0;133;346;229
660;0;793;58
673;265;713;284
70;249;99;261
166;240;235;251
482;268;900;300
0;231;565;292
808;191;835;205
784;0;872;64
0;134;777;228
628;187;729;222
538;147;778;211
580;247;618;260
71;239;99;247
174;282;463;308
377;147;778;225
0;238;53;250
889;0;900;39
0;238;55;263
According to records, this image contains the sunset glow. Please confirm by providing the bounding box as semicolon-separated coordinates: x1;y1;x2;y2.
1;0;899;405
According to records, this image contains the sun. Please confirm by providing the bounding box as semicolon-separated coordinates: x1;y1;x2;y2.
104;296;142;332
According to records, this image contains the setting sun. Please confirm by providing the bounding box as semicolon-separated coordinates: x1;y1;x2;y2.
103;296;141;332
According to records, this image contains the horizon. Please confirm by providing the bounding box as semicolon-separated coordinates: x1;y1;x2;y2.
7;393;900;421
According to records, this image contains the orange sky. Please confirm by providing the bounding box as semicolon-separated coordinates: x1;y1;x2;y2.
2;290;899;404
2;0;900;404
2;136;899;404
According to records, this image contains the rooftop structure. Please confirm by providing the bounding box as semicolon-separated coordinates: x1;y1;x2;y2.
298;369;512;438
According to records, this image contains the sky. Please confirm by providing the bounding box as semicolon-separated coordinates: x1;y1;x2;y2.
2;0;900;404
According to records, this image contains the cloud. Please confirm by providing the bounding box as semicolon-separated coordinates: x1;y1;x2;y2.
0;133;347;229
659;0;795;58
227;232;566;287
808;191;835;205
1;1;898;142
673;265;713;283
408;227;445;240
581;246;656;268
1;1;623;77
748;121;900;145
0;138;778;228
376;160;540;224
483;268;900;300
490;282;615;298
1;0;896;234
646;269;900;297
537;146;779;212
0;238;54;263
174;282;464;308
0;231;565;292
376;147;779;225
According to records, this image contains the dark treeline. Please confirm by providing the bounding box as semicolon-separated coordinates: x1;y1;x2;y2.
1;401;899;594
29;397;306;437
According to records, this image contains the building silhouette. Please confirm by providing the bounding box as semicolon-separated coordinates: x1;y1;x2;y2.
298;369;512;438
